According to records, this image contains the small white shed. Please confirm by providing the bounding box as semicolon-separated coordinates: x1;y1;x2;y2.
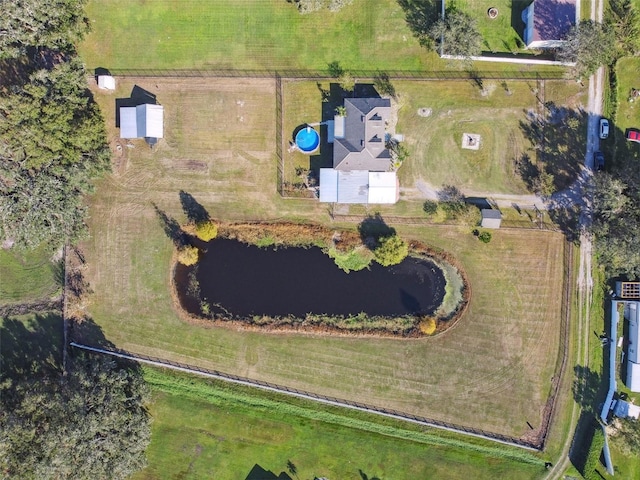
481;209;502;229
97;75;116;91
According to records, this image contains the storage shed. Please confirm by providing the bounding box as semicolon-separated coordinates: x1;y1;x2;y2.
480;209;502;229
119;104;164;139
97;75;116;90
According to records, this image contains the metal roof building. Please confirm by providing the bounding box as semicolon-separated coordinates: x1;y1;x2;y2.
319;169;397;204
120;104;164;139
626;302;640;392
522;0;576;49
481;209;502;229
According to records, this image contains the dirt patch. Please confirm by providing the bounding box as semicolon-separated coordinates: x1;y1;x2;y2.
110;139;128;176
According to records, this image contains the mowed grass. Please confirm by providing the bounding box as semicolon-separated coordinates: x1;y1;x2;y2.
283;78;585;195
615;57;640;164
456;0;529;52
133;367;546;480
80;0;435;71
81;76;566;439
0;246;60;305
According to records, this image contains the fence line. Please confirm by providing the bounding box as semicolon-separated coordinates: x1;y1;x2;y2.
275;73;284;196
70;342;541;451
106;68;565;81
538;240;574;450
329;212;558;231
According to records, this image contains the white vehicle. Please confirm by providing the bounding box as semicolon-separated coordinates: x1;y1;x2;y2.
600;118;610;139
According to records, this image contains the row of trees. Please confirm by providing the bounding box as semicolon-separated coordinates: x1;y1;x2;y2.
0;0;109;249
0;349;151;479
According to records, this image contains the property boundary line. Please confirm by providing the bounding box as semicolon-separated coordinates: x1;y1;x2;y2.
69;342;542;451
539;240;574;450
275;73;284;196
105;68;565;81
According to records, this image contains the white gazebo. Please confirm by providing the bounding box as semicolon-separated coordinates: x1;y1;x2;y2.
119;104;164;139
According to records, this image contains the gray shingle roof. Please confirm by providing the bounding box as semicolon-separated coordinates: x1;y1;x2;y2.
333;97;391;171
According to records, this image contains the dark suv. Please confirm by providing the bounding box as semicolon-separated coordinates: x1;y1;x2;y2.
594;151;605;171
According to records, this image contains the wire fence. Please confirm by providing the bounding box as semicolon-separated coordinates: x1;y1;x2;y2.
70;342;542;451
106;68;566;81
538;240;574;450
275;73;284;196
329;212;559;231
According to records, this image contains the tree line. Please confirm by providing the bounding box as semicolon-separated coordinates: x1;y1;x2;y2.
0;0;110;249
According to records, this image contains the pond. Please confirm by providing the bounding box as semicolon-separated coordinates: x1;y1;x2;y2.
176;239;446;319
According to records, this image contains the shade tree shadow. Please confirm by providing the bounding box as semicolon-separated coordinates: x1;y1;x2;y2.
358;213;396;246
0;312;64;380
152;202;187;248
569;412;600;476
397;0;439;48
179;190;210;224
359;469;382;480
572;365;601;415
519;102;588;192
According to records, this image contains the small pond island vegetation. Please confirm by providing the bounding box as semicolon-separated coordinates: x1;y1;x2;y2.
171;220;469;337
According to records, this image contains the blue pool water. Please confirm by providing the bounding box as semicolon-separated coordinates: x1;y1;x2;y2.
295;127;320;153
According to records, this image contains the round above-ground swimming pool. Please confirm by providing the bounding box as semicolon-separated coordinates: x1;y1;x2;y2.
295;126;320;153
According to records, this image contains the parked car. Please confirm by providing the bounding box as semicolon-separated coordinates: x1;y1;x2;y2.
627;128;640;143
594;151;605;171
599;118;609;139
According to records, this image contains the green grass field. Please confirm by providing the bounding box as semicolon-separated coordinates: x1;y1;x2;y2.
456;0;529;53
0;246;60;305
80;76;568;440
81;0;435;71
283;78;585;194
135;367;547;480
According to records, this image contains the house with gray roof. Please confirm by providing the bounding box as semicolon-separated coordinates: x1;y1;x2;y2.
320;96;398;204
332;97;391;171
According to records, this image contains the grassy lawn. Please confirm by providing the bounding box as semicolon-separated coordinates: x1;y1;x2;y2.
80;75;567;439
0;246;60;305
81;0;436;71
134;367;547;480
455;0;529;53
283;78;585;195
0;311;63;378
614;57;640;164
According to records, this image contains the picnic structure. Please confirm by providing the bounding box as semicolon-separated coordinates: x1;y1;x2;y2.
119;104;164;140
521;0;576;49
320;97;398;204
480;209;502;229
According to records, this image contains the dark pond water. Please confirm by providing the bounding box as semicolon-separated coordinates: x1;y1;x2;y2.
176;238;446;318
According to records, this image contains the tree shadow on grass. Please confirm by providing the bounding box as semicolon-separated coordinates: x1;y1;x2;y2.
152;202;187;248
397;0;439;48
358;213;396;246
519;102;588;192
179;190;210;225
572;365;601;415
359;469;382;480
0;312;64;380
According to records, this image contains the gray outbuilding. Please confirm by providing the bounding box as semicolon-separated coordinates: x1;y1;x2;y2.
480;209;502;229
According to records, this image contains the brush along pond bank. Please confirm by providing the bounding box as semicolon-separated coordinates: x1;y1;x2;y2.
173;223;469;337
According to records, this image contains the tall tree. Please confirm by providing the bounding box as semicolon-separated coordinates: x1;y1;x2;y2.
0;353;151;480
0;0;89;59
0;58;110;248
429;8;482;58
558;20;616;78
